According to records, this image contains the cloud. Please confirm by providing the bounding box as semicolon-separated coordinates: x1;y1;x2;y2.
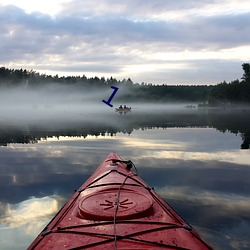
0;1;250;84
58;0;237;19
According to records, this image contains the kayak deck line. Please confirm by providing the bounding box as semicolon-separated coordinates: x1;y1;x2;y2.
78;170;145;192
28;152;213;249
41;224;193;250
55;220;192;230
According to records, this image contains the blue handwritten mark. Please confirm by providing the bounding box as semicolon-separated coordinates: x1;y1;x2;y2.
103;86;119;107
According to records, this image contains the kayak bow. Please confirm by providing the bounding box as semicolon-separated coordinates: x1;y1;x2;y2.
28;152;213;249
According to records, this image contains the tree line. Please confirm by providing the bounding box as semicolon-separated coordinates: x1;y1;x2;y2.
0;63;249;104
208;63;250;105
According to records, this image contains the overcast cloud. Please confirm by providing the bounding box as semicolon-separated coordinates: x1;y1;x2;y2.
0;0;250;84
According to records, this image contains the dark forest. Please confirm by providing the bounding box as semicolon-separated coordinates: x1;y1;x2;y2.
0;63;250;104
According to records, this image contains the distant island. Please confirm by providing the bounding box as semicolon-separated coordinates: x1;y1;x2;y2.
0;63;249;105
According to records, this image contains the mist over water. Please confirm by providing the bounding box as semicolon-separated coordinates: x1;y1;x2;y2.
0;84;198;124
0;85;112;123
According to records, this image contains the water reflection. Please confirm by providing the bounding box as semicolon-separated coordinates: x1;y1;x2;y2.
0;107;250;149
1;196;59;228
0;108;250;249
0;196;62;250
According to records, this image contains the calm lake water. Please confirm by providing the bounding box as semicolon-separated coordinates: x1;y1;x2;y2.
0;104;250;249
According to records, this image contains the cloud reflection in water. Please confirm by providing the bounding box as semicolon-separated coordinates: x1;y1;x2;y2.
0;127;250;249
0;196;61;250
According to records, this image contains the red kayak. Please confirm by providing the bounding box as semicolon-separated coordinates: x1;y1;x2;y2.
28;152;213;249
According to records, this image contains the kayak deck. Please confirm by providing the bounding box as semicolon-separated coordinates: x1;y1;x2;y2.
28;152;213;249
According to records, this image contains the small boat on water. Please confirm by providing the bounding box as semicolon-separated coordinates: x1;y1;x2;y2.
115;106;132;113
28;152;213;249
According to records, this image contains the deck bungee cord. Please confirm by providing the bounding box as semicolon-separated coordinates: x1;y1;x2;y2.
111;159;138;249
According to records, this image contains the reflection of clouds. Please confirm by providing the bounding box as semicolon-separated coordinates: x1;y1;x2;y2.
118;127;243;152
118;129;189;151
4;128;246;172
0;196;62;250
0;196;59;230
154;150;250;166
157;186;250;216
0;202;7;218
0;128;249;249
120;138;185;150
194;223;250;250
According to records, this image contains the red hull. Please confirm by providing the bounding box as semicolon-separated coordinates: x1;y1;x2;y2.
28;152;213;249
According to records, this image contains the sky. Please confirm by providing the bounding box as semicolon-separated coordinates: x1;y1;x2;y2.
0;0;250;85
